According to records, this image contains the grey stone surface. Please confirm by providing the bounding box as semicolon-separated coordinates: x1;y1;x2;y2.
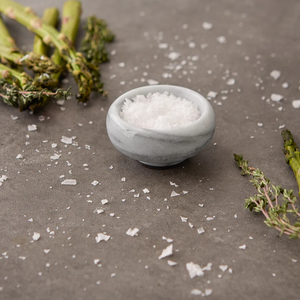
1;0;300;299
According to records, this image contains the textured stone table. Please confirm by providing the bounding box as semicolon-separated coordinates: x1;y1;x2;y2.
1;0;300;299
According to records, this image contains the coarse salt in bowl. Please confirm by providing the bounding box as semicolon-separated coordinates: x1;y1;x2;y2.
106;85;215;167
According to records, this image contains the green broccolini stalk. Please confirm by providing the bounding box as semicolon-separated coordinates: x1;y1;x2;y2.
282;129;300;196
80;15;115;95
33;7;59;56
0;63;71;111
234;154;300;239
0;0;93;102
0;14;18;49
51;0;82;81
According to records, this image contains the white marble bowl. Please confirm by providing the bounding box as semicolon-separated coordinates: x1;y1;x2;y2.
106;85;215;167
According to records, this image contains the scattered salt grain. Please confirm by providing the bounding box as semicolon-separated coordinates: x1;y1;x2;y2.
158;43;168;49
202;22;213;30
50;153;61;160
11;115;18;120
43;249;50;254
126;228;139;237
197;227;205;234
56;99;65;106
91;180;99;186
226;78;235;86
180;216;188;222
219;265;228;272
158;244;173;259
32;232;41;241
186;262;204;278
95;233;110;243
217;36;227;44
205;289;213;296
282;82;289;89
28;124;37;132
101;199;108;205
292;100;300;108
191;289;202;295
168;52;180;61
61;136;73;144
143;188;150;194
118;62;125;68
270;70;281;80
207;91;218;98
16;154;23;159
147;79;159;85
120;92;200;130
171;191;180;197
239;244;247;250
167;260;177;266
162;236;173;243
61;179;77;186
270;94;283;102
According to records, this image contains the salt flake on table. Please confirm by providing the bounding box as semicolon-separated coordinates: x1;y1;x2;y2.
270;70;281;80
168;52;180;60
91;180;99;186
217;36;227;44
226;78;235;85
206;216;214;221
61;179;77;185
32;232;41;241
219;265;228;272
126;228;139;237
56;99;65;106
180;216;188;222
282;82;289;88
239;244;247;250
147;79;159;85
143;188;150;194
171;191;180;197
197;227;205;234
170;181;179;187
158;244;173;259
43;249;50;254
158;43;168;49
162;236;173;243
167;260;177;266
207;91;218;98
292;100;300;108
94;208;104;214
16;154;23;159
50;153;61;160
101;199;108;205
95;233;110;243
202;22;213;30
271;94;283;102
205;289;213;296
191;289;202;295
28;124;37;132
186;262;204;278
118;62;125;68
61;136;73;144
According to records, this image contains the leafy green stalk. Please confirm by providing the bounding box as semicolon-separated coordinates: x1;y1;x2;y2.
234;154;300;239
0;63;71;111
51;0;81;81
0;0;93;102
282;129;300;196
33;7;59;56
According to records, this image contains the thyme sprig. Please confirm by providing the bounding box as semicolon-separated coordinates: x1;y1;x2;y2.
234;154;300;239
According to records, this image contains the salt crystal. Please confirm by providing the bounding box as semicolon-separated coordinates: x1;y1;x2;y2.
16;154;23;159
95;233;110;243
143;188;150;194
126;228;139;237
43;249;50;254
158;244;173;259
239;244;246;250
50;153;61;160
162;236;173;243
32;232;41;241
282;82;289;89
217;36;227;44
167;260;177;266
257;123;263;127
118;62;125;68
202;22;213;30
292;100;300;108
147;79;159;85
94;259;100;265
19;256;26;260
219;265;228;272
11;115;18;120
168;52;180;60
158;43;168;49
101;199;108;205
206;216;214;221
226;78;235;85
270;70;281;80
197;227;205;234
271;94;283;102
207;91;218;98
171;191;180;197
61;179;77;185
205;289;213;296
180;216;188;222
120;92;200;130
61;136;73;144
28;124;37;132
91;180;99;186
186;262;204;278
94;208;104;214
191;289;202;295
56;99;65;106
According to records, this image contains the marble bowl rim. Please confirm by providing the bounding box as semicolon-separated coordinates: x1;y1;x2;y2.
107;84;214;137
